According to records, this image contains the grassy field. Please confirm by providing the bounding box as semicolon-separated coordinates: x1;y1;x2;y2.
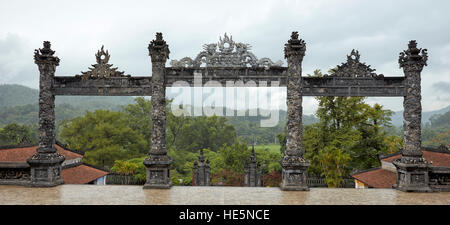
249;144;281;154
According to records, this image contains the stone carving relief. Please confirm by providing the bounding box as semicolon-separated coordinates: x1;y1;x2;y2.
326;49;383;78
35;168;48;179
287;173;303;185
77;46;130;79
149;170;164;181
0;168;30;180
170;33;283;68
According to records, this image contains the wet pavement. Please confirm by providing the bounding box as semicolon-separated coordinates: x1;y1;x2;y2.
0;185;449;205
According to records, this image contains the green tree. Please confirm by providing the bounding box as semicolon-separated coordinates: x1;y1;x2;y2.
0;123;37;146
172;115;236;153
59;110;147;168
122;97;153;148
301;69;395;186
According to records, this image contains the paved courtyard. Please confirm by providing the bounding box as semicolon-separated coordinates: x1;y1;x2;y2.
0;185;449;205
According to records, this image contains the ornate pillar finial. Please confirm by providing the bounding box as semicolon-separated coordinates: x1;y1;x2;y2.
34;41;60;69
199;149;205;162
148;32;170;62
399;40;428;71
284;31;306;60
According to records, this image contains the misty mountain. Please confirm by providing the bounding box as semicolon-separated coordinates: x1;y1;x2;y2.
390;105;450;127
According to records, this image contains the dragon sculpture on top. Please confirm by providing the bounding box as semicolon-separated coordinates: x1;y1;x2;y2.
170;33;283;68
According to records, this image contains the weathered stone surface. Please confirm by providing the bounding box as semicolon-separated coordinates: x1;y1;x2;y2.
27;41;64;187
280;32;309;191
192;150;210;186
144;33;172;189
53;76;152;96
0;164;30;186
393;40;432;192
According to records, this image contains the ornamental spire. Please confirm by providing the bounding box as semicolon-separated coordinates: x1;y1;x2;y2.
284;31;306;59
34;41;60;66
148;32;170;62
399;40;428;69
77;45;129;79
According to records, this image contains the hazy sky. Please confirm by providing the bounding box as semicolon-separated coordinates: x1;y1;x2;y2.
0;0;449;115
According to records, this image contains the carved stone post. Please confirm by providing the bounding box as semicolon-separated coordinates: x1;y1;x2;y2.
393;40;432;192
27;41;65;187
244;144;262;187
143;33;173;189
192;150;210;186
280;32;310;191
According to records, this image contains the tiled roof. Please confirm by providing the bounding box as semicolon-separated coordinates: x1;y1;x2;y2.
352;167;396;188
62;164;108;184
381;150;450;167
353;147;450;188
0;144;83;162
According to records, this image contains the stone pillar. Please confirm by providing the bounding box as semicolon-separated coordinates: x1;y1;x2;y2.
393;40;432;192
244;144;262;187
143;33;173;189
192;150;210;186
280;32;310;191
27;41;65;187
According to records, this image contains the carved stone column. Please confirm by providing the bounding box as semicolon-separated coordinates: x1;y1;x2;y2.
27;41;65;187
143;33;173;189
280;32;310;191
192;150;210;186
393;40;432;192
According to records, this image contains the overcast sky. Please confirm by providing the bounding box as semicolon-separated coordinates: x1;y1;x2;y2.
0;0;449;115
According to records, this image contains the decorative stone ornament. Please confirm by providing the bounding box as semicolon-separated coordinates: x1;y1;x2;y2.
170;33;283;68
143;32;173;189
28;41;65;187
77;45;130;79
393;40;432;192
281;32;310;191
326;49;383;78
148;32;170;63
192;150;210;186
244;143;262;187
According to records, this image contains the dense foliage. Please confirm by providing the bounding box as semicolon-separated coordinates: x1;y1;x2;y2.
0;123;37;146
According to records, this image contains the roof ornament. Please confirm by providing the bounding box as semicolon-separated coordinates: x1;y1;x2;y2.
326;49;383;78
170;33;283;68
77;45;130;80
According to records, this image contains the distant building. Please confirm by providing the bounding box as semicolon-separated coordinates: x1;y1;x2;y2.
352;145;450;191
0;141;108;185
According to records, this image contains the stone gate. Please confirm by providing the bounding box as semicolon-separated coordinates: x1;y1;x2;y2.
28;31;430;192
